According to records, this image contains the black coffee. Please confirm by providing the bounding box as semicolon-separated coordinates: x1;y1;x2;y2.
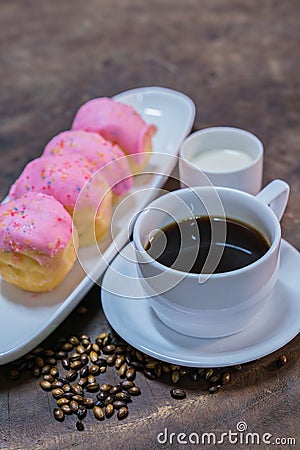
145;216;270;274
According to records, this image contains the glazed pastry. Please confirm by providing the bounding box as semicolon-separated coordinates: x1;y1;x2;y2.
9;154;112;246
0;192;78;292
71;97;157;173
43;130;133;198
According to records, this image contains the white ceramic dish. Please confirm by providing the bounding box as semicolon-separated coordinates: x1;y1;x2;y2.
0;86;196;365
101;240;300;367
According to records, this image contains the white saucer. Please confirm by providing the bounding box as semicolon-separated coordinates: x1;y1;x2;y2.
101;240;300;367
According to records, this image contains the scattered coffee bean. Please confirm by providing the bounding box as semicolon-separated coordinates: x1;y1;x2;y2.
117;406;128;420
52;388;64;399
105;403;114;418
61;404;72;415
41;365;51;375
53;408;64;422
277;355;287;368
76;420;84;431
93;405;104;420
40;381;52;391
126;367;136;381
127;386;141;396
77;407;87;420
65;370;78;382
221;372;231;385
70;400;79;413
170;388;186;400
208;384;221;394
57;398;70;406
82;397;94;408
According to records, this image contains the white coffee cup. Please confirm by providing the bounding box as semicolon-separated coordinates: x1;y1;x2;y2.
133;179;289;338
179;127;264;194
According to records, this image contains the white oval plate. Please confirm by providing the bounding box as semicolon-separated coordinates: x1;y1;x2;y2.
0;86;196;365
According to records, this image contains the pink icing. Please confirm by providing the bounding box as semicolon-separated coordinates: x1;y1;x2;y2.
0;192;73;256
9;153;111;216
71;98;157;165
43;130;133;196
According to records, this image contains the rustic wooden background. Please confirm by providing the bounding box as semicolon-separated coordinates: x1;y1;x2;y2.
0;1;299;449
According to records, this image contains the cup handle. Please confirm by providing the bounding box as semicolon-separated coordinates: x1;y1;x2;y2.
256;179;290;221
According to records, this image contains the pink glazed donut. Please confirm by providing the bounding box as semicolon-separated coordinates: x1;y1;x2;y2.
43;130;133;198
0;192;78;292
72;97;157;173
9;154;112;246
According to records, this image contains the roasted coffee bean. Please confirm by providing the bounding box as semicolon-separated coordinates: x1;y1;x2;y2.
79;333;90;341
40;381;52;391
97;391;108;401
180;368;190;377
57;376;68;384
143;369;156;380
32;367;41;377
93;405;104;420
126;367;136;381
80;354;89;366
234;364;242;371
205;369;214;380
78;378;88;387
86;382;100;393
154;364;162;378
103;344;116;354
89;351;99;363
100;383;113;392
70;400;79;413
113;400;127;409
130;361;144;371
105;404;114;418
110;385;122;395
120;380;135;390
277;355;287;368
117;406;128;420
115;392;131;403
106;354;117;366
76;345;86;355
208;384;221;394
52;388;64;399
45;357;57;366
61;404;72;414
77;407;87;420
80;366;89;378
43;349;55;357
221;372;231;385
115;356;125;369
95;338;103;348
63;392;75;400
62;384;71;393
96;358;107;367
81;339;91;349
33;346;44;355
69;336;80;346
71;384;83;396
76;420;84;431
170;388;186;400
51;380;64;389
104;395;115;406
171;369;180;384
145;361;158;370
50;367;59;378
135;350;144;362
102;336;111;346
197;368;205;376
210;373;221;384
98;332;109;340
55;351;67;360
57;398;70;406
41;365;51;375
91;343;100;353
70;360;82;371
62;359;70;370
53;408;64;422
69;352;81;361
95;399;105;408
43;374;55;382
162;363;171;374
72;395;83;403
119;363;127;378
65;370;78;382
87;374;95;384
82;397;94;408
89;365;100;375
127;386;141;396
35;357;44;368
115;345;126;355
189;370;199;382
61;342;73;352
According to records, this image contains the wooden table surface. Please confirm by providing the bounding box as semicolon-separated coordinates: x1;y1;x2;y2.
0;1;299;449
